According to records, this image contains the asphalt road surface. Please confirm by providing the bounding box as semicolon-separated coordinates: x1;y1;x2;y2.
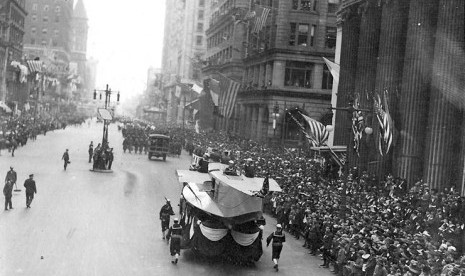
0;120;332;276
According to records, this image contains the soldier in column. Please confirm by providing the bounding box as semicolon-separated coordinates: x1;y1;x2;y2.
166;217;182;264
266;224;286;271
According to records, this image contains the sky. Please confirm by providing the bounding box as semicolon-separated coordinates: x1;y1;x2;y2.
83;0;165;100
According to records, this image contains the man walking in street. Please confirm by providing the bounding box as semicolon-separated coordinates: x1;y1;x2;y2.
5;166;17;187
266;224;286;271
62;149;70;171
24;174;36;208
3;179;13;210
159;199;175;239
107;148;114;170
88;141;94;163
166;217;182;264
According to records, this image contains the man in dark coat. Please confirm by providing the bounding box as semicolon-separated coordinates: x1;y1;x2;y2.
5;166;17;187
3;179;13;210
62;149;70;170
88;141;93;163
24;174;36;208
244;158;255;178
166;217;182;264
159;199;175;239
107;148;114;170
266;224;286;271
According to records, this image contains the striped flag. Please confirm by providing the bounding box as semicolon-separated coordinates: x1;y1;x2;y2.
213;74;241;118
299;112;330;146
252;6;270;34
374;93;393;156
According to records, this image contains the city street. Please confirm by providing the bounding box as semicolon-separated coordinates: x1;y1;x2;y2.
0;121;332;276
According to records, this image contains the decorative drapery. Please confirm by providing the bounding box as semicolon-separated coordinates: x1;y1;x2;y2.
199;224;228;242
231;230;259;246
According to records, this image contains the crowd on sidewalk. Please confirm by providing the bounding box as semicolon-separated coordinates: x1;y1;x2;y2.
118;118;465;275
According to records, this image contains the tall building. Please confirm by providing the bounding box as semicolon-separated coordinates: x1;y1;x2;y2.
70;0;88;100
161;0;210;123
23;0;74;62
334;0;465;192
203;0;338;144
0;0;27;105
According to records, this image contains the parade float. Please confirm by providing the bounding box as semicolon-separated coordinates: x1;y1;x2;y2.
176;162;282;262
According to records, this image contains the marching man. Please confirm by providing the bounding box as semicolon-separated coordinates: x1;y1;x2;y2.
266;224;286;272
159;198;175;239
166;217;182;264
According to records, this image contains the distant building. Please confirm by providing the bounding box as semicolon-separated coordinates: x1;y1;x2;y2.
161;0;210;123
70;0;88;100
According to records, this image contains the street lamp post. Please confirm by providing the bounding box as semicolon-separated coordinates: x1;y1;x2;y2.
94;84;120;147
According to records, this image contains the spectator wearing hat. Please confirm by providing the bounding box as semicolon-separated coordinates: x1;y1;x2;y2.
24;174;36;208
3;179;13;210
166;217;182;264
197;154;209;173
266;224;286;271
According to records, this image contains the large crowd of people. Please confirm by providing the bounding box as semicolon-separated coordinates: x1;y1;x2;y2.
119;118;465;275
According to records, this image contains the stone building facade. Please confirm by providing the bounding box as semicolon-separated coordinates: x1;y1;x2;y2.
204;0;338;145
334;0;465;192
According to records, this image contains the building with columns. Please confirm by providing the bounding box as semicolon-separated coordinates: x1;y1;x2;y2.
204;0;338;145
333;0;465;192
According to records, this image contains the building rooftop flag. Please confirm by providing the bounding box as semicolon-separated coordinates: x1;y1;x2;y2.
252;6;270;34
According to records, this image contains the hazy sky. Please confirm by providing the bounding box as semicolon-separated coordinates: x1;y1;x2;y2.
83;0;165;99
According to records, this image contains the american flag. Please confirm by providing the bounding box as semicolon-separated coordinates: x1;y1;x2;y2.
299;112;330;147
374;93;393;156
214;74;241;119
352;95;364;156
252;6;270;34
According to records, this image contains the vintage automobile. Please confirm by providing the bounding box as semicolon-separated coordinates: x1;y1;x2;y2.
147;134;170;161
176;162;282;263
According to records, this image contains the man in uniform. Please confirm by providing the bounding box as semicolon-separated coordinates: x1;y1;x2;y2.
62;149;70;171
5;166;17;187
197;153;209;173
24;174;36;208
107;148;114;170
266;224;286;271
88;141;94;163
224;160;238;176
166;217;182;264
3;179;13;210
159;199;175;239
244;158;255;178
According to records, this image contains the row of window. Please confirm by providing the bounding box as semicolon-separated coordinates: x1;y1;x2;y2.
244;61;333;90
207;24;234;49
31;14;60;23
289;23;336;49
32;4;61;13
292;0;340;13
210;0;236;26
30;27;60;36
29;38;58;47
206;46;234;66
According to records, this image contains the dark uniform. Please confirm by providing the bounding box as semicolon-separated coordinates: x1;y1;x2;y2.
244;160;255;178
107;148;114;170
3;180;13;210
88;143;94;163
198;157;209;173
62;150;70;170
5;168;17;185
266;226;286;271
167;219;182;264
159;202;175;239
24;175;36;208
